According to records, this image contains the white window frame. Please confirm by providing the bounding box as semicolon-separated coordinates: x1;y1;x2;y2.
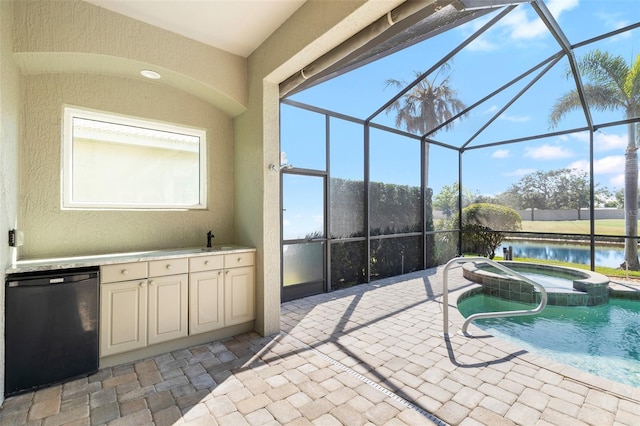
62;106;207;210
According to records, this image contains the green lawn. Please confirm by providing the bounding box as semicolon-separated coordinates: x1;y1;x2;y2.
520;219;637;235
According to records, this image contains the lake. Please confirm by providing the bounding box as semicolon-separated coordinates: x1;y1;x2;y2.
500;240;626;269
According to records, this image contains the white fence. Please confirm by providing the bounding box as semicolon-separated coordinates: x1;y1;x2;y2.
433;208;625;221
515;208;624;221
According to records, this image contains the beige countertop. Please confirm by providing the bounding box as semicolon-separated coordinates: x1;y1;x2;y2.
6;245;255;274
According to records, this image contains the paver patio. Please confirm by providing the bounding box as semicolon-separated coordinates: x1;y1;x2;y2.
1;263;639;425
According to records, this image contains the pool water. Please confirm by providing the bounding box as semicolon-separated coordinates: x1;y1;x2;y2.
457;295;640;387
518;271;576;291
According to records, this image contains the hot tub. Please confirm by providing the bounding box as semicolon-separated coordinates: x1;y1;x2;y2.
462;261;610;306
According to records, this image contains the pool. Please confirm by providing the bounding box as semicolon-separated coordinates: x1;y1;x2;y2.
457;294;640;387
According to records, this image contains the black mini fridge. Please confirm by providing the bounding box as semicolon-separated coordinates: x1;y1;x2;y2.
5;267;99;396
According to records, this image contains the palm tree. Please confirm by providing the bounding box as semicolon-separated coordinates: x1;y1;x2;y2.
385;63;467;137
385;63;467;189
549;50;640;269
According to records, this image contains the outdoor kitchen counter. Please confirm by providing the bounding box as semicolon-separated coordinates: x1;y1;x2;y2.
6;245;255;274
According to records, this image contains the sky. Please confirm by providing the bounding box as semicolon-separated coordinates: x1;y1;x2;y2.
285;0;640;199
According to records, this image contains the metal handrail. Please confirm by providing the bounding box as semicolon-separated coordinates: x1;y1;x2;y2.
441;256;548;337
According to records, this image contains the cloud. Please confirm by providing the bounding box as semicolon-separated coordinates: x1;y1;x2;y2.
504;168;536;177
498;113;530;123
502;8;548;40
524;144;574;159
593;156;625;174
596;10;631;32
567;155;624;174
480;106;530;122
467;36;499;52
566;131;589;143
595;132;627;151
610;173;625;187
506;0;579;40
565;155;626;188
566;159;588;172
561;130;627;151
465;0;579;51
547;0;580;21
594;9;633;44
492;149;510;158
484;105;499;115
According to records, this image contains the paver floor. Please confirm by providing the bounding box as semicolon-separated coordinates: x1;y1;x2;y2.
1;264;639;425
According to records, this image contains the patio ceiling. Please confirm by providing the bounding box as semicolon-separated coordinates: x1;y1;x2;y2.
84;0;306;57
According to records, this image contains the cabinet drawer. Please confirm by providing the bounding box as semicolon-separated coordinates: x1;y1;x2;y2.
224;252;254;268
189;255;224;272
149;258;188;277
101;262;148;283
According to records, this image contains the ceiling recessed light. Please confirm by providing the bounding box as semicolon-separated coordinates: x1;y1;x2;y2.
140;69;161;80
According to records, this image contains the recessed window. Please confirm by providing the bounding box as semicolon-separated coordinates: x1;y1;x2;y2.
62;106;207;210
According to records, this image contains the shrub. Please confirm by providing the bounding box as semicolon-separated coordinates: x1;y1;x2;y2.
462;203;522;231
460;203;521;258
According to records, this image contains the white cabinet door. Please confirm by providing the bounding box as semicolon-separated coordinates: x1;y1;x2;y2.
148;274;188;345
189;270;224;335
224;266;255;326
100;279;147;357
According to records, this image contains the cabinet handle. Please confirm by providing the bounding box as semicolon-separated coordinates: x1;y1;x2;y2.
218;271;222;276
237;257;241;263
149;280;154;286
166;264;172;270
121;269;129;275
204;260;209;265
139;281;146;287
226;270;230;275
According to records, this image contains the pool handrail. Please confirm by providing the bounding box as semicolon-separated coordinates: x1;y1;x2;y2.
441;256;548;337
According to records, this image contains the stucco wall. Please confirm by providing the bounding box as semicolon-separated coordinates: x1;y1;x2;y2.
19;74;234;258
11;0;241;259
0;0;21;402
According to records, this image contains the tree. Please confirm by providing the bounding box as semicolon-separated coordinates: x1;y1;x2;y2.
503;168;609;218
434;182;474;218
385;63;467;136
555;169;610;217
503;169;560;214
604;188;624;209
549;50;640;269
385;63;467;188
608;187;640;209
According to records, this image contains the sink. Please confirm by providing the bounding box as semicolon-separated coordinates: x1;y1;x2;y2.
199;246;234;252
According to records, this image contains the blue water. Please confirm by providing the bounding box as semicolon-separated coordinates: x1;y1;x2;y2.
518;271;575;291
458;295;640;387
501;241;624;268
